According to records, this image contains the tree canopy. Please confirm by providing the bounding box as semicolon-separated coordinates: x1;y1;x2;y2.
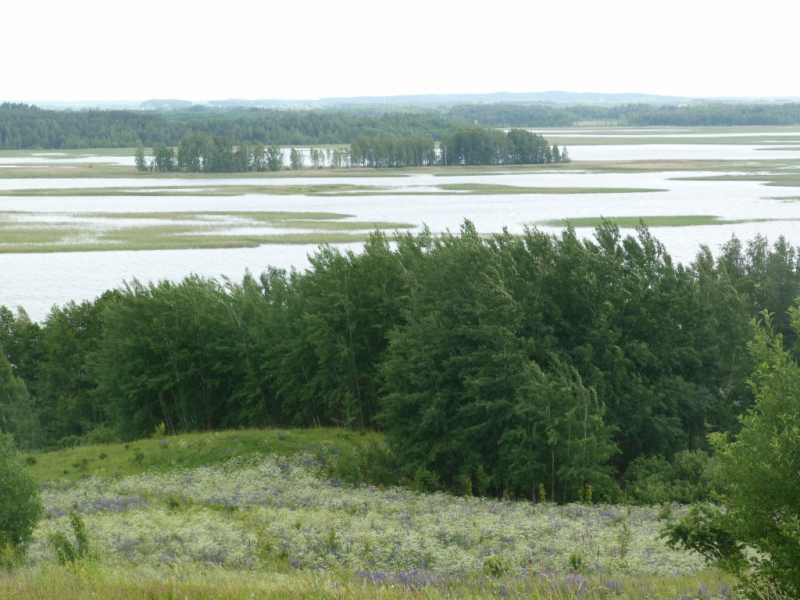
664;309;800;597
2;225;800;503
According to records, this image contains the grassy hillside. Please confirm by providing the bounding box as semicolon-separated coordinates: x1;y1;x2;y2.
22;428;385;484
4;429;740;599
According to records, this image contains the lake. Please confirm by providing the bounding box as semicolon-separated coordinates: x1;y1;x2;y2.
2;131;799;321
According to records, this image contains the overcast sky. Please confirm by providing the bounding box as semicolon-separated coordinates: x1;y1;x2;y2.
3;0;798;102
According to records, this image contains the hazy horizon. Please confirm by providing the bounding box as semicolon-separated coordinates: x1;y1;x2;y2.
3;0;798;103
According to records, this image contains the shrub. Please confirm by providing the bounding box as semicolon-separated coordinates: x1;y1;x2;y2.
0;433;43;560
623;450;717;504
82;424;121;446
663;310;800;598
50;510;91;565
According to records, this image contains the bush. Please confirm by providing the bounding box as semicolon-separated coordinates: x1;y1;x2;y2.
81;424;121;446
0;433;43;560
623;450;718;504
663;310;800;598
50;510;91;565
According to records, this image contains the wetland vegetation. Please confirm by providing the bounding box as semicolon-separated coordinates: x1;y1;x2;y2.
2;103;800;597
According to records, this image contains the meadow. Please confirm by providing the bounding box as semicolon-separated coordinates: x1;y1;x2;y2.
1;429;741;599
0;209;414;253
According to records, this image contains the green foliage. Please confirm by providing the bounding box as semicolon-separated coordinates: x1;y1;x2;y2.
380;222;617;500
0;345;40;450
483;555;510;577
317;437;398;488
94;276;251;438
0;433;43;556
567;552;585;574
33;294;118;447
50;510;91;565
3;221;800;505
81;424;120;446
152;422;166;439
449;101;800;128
440;127;562;166
151;143;176;172
350;133;436;167
289;147;303;170
664;309;800;597
623;450;719;505
3;101;800;153
134;145;147;171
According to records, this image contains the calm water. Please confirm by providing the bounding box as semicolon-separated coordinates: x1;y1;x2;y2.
2;145;800;321
0;244;361;321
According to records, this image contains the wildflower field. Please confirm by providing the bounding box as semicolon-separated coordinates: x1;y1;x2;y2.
2;430;739;599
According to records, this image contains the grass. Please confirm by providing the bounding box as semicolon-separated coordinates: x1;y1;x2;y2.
0;183;391;197
539;215;800;228
23;428;377;483
0;564;741;599
0;211;415;253
0;182;666;197
7;428;743;599
0;232;380;253
436;183;665;194
0;225;89;245
0;162;408;180
674;172;800;188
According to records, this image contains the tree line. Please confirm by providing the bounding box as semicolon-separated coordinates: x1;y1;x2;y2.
3;101;800;150
448;102;800;127
0;103;464;150
2;224;799;504
139;129;569;172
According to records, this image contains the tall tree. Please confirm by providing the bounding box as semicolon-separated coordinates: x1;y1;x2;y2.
134;145;147;171
289;147;303;170
665;309;800;598
266;145;283;172
0;349;40;450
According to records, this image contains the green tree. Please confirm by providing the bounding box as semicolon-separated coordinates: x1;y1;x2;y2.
289;147;303;170
151;143;176;172
0;433;43;560
664;309;800;597
233;142;251;172
94;277;250;438
0;349;40;450
266;145;283;172
134;145;147;171
310;148;322;169
251;142;267;172
177;134;205;172
34;295;116;445
0;307;42;387
380;222;616;499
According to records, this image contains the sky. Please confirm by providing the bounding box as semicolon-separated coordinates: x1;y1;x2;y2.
3;0;799;103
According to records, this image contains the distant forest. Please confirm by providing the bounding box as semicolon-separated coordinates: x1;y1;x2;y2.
141;128;569;172
2;102;799;150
